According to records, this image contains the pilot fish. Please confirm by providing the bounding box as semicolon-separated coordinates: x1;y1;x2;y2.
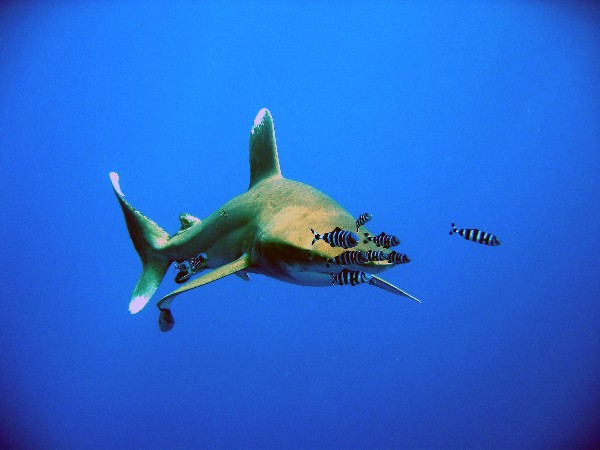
365;250;388;262
366;232;400;249
355;212;372;231
174;252;208;283
387;250;410;264
329;250;368;266
331;269;374;286
449;223;501;246
311;226;359;249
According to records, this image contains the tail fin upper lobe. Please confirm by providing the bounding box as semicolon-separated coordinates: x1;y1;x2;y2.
110;172;171;314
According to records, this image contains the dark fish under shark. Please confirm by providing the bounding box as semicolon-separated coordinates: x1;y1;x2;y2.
331;269;374;286
449;223;501;246
366;250;388;262
174;252;208;284
311;226;359;249
328;250;368;266
355;212;372;232
110;108;420;332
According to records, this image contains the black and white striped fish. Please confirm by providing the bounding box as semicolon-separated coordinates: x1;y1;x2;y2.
387;250;411;264
366;231;400;248
311;226;359;249
329;251;368;266
174;252;208;283
366;249;388;261
449;223;501;246
355;212;372;232
331;269;374;286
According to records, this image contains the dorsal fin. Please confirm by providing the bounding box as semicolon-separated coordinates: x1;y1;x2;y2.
248;108;282;189
179;213;201;230
172;213;201;237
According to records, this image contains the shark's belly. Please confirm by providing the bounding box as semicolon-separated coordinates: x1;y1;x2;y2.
252;266;332;287
253;255;393;287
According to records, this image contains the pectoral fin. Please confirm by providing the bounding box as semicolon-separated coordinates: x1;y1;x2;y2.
370;275;421;303
156;254;252;331
234;270;250;281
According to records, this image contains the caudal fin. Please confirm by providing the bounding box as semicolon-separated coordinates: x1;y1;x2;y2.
110;172;171;314
449;222;458;235
310;227;319;245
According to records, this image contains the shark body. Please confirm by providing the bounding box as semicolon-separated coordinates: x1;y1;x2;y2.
110;108;419;331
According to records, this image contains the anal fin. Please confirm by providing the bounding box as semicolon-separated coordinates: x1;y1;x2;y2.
234;270;250;281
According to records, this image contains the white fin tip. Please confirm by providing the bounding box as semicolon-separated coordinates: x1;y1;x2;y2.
129;295;149;314
251;108;269;133
109;172;125;197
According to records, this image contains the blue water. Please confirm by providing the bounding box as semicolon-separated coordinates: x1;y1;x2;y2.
2;2;599;449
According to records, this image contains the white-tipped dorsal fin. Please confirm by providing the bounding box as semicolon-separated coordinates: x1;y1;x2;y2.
248;108;282;189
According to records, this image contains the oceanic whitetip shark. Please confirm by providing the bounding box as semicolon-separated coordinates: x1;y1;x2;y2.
110;108;419;331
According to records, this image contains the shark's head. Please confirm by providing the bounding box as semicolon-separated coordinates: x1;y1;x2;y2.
249;189;393;286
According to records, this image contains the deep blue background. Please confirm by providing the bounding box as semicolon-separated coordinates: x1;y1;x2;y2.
1;2;599;448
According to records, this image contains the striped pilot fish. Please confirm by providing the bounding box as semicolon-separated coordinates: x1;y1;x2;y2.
366;231;400;249
311;226;359;249
355;212;372;232
387;250;410;264
174;252;209;284
331;268;374;286
449;223;501;246
329;250;368;266
365;249;388;262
